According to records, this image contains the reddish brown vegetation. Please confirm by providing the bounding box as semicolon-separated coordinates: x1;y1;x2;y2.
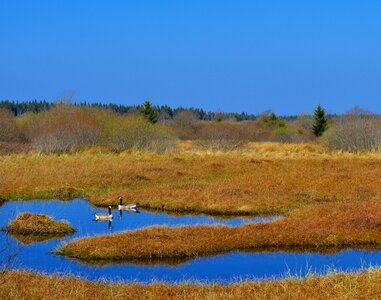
0;109;24;143
20;105;101;152
0;142;30;155
6;212;75;235
3;268;381;300
58;200;381;262
1;150;380;216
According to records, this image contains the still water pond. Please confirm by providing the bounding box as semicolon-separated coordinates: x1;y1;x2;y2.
0;199;380;283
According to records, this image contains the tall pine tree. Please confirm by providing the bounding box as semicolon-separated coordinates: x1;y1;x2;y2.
140;100;158;124
312;105;328;136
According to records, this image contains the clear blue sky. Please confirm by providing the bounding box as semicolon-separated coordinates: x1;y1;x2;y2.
1;1;381;115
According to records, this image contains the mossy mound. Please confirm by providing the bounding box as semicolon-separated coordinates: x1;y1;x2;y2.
6;212;75;235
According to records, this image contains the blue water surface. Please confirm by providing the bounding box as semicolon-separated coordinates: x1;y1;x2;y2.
0;199;380;283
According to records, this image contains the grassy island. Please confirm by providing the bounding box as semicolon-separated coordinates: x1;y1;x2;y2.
57;200;381;263
6;212;75;236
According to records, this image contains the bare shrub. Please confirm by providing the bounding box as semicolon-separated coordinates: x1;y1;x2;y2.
324;113;381;152
295;114;314;132
157;107;173;124
254;113;287;142
0;109;23;142
172;110;198;139
103;115;178;153
20;105;101;152
270;127;293;143
293;114;316;142
0;142;30;155
236;121;257;141
272;114;317;144
194;122;250;152
173;110;197;129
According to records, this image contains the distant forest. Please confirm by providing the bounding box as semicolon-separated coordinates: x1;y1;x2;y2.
0;99;299;122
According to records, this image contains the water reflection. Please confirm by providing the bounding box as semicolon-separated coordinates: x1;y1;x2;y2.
118;208;140;219
9;232;71;245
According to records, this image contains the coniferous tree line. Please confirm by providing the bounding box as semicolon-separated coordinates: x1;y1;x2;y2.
0;100;258;121
0;100;52;115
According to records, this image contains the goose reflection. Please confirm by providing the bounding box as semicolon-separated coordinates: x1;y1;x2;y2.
118;206;140;219
93;219;113;230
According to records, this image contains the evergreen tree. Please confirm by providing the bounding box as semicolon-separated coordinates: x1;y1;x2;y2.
312;105;328;136
140;100;158;124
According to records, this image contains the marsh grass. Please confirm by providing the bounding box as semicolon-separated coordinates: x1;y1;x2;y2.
2;269;381;299
0;143;380;216
6;212;75;236
57;200;381;262
1;143;381;297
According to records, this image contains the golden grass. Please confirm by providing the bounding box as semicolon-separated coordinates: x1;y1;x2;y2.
6;212;75;236
2;143;381;298
58;200;381;262
0;143;380;215
2;269;381;300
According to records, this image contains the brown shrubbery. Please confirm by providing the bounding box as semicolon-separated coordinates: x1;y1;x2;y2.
0;109;29;154
192;122;251;151
101;114;178;153
2;103;381;153
0;142;30;155
324;113;381;152
19;105;101;152
14;105;178;153
0;109;24;143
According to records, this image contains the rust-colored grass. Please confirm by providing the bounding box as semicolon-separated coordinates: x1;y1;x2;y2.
2;269;381;300
2;143;381;298
6;212;75;235
58;200;381;262
0;143;380;215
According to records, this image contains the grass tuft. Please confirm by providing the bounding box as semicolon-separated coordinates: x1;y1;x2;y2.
6;212;75;236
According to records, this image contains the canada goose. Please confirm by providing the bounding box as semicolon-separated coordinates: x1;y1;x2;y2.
118;196;140;211
94;206;113;221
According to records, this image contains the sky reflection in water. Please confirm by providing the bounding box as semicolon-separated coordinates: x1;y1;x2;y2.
0;199;380;283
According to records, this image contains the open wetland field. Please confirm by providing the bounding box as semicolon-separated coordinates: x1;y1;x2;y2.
4;0;381;297
1;144;381;299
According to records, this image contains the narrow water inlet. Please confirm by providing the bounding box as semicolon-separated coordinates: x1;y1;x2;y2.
0;199;381;283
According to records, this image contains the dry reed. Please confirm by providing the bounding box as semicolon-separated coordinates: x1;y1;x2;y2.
0;144;380;216
1;269;381;300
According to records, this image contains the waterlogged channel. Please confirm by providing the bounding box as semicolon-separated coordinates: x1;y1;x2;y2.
0;199;381;283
